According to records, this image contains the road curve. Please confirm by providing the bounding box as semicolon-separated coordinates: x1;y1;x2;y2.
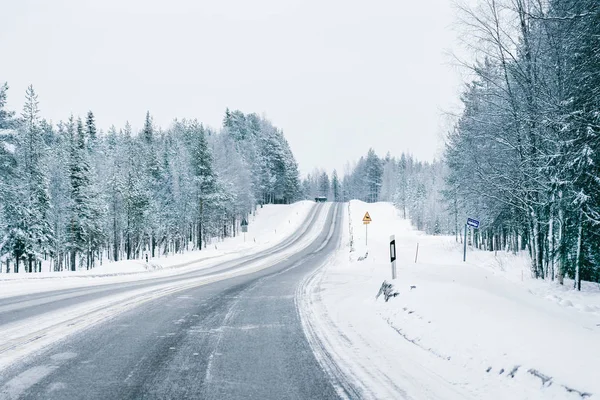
0;202;324;326
0;203;348;400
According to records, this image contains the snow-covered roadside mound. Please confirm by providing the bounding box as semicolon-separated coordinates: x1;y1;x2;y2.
302;201;600;400
0;201;314;298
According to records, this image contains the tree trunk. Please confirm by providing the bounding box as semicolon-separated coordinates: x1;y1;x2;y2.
113;211;119;262
527;221;537;277
198;200;204;250
557;194;565;285
536;219;544;279
548;198;554;281
454;197;458;242
151;235;156;258
575;212;583;291
71;251;76;271
197;220;201;250
126;232;131;260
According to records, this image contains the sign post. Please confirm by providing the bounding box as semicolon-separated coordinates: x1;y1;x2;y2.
463;224;467;262
390;235;397;279
363;212;372;246
467;218;480;229
464;218;480;262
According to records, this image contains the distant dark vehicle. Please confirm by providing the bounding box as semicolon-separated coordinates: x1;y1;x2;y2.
315;196;327;202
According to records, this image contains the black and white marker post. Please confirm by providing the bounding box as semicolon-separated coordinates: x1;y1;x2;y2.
390;235;397;279
241;218;248;242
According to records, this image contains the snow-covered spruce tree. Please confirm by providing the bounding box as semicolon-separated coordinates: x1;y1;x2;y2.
122;122;148;260
212;129;253;238
332;170;341;202
318;171;330;198
188;121;216;250
140;112;162;257
11;85;54;273
223;109;300;205
301;170;322;200
365;149;383;203
379;152;396;203
0;83;19;272
66;117;95;270
46;121;72;270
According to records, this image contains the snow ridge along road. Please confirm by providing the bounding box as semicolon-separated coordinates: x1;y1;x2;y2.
0;201;316;296
0;202;322;324
0;202;331;375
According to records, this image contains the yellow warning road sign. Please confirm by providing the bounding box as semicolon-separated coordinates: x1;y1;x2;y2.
362;212;372;224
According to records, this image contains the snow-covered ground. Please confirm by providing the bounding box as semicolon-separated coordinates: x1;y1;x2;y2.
0;201;314;298
299;201;600;400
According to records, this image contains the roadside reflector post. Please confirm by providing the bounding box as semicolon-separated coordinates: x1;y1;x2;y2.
390;235;397;280
241;218;249;242
414;243;419;263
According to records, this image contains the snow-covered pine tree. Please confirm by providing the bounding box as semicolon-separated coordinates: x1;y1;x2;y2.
318;171;330;198
0;83;20;273
365;148;383;203
47;121;72;270
188;121;216;250
332;170;341;202
66;117;94;270
86;111;97;144
17;85;53;272
122;122;148;260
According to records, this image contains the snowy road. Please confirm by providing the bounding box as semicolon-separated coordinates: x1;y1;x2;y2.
0;203;322;327
0;203;350;400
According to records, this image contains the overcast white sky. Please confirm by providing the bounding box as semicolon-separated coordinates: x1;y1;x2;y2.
0;0;466;175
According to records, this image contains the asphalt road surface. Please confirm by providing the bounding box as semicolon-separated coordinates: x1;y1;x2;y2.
0;202;325;326
0;203;350;400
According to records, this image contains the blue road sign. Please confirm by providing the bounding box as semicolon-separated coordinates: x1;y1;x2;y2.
467;218;480;229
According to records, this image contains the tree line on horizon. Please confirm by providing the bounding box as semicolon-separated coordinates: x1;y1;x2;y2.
0;84;301;273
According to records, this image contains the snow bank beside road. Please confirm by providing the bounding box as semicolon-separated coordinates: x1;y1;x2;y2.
0;201;314;298
303;201;600;400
